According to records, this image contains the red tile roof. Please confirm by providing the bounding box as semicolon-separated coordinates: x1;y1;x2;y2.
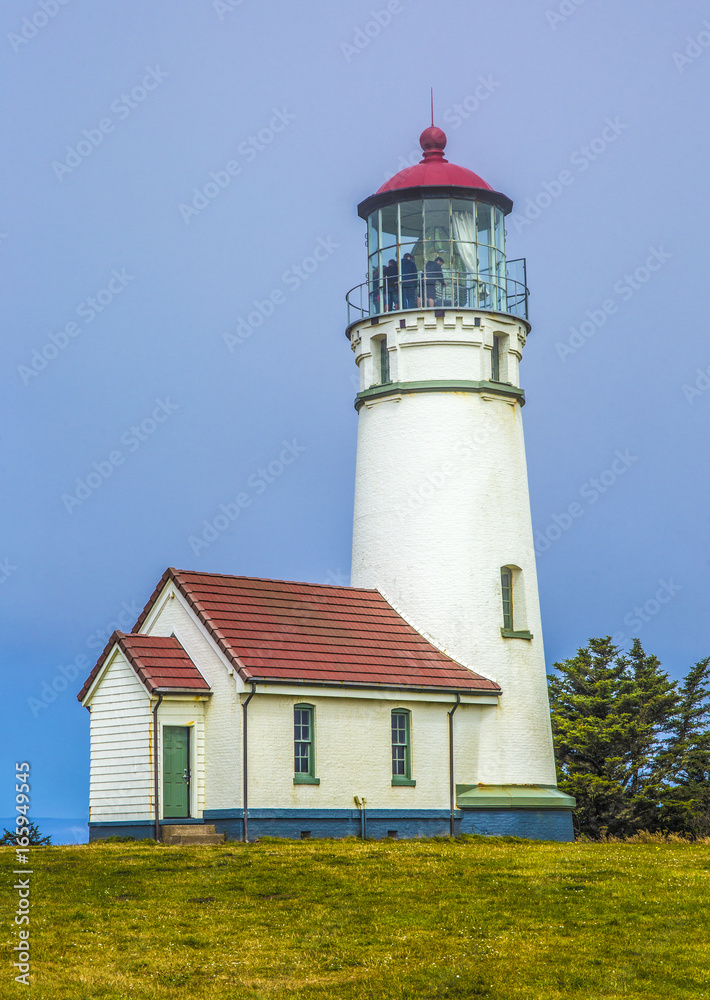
78;632;210;701
125;568;500;694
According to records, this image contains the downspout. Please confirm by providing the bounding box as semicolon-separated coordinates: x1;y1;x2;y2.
354;796;367;840
242;682;256;843
152;692;164;842
448;693;461;837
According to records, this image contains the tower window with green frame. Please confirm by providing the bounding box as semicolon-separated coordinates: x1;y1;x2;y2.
391;709;415;785
294;704;320;784
500;567;513;630
379;336;391;384
500;567;533;639
491;335;501;381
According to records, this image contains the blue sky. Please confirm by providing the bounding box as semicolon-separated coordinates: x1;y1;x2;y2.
2;0;709;830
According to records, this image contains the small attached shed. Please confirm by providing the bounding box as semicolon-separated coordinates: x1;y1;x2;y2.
79;633;212;839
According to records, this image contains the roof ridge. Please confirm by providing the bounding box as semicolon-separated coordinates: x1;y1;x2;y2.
121;632;184;643
171;567;380;594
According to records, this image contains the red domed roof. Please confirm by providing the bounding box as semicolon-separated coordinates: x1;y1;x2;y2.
376;126;493;194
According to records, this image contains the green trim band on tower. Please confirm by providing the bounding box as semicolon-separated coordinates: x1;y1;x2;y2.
455;784;576;810
355;380;525;411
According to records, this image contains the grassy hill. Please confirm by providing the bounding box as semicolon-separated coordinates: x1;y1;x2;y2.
6;835;710;999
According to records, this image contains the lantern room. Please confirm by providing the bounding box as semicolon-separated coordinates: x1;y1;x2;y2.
346;126;528;324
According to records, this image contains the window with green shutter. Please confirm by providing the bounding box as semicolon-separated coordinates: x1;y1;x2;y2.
294;704;320;785
391;710;415;786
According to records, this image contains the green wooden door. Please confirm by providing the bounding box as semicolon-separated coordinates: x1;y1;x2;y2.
163;726;190;819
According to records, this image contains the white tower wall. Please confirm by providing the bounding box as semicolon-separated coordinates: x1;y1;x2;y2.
350;309;556;786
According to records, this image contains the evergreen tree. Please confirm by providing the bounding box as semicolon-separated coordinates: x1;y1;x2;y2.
621;640;679;831
0;821;52;846
657;657;710;836
549;637;677;838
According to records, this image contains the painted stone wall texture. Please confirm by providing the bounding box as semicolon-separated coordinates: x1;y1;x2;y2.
350;312;556;787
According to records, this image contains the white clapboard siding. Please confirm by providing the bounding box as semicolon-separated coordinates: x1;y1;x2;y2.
89;649;153;822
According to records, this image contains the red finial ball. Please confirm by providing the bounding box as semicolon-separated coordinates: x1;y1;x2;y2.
419;125;447;152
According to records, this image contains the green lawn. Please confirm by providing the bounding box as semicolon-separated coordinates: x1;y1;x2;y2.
5;835;709;999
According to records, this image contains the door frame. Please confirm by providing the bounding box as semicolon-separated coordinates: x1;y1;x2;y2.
162;724;192;820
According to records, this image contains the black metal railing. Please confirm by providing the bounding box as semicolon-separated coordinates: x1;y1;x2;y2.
346;258;528;325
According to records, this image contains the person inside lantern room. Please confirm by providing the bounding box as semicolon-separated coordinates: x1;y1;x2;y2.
424;256;445;307
400;252;418;309
383;258;399;311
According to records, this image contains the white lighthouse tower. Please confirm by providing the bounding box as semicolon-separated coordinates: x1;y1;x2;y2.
347;125;569;832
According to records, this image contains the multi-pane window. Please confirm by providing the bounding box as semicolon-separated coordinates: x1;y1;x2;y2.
294;705;314;777
391;710;412;784
501;567;513;630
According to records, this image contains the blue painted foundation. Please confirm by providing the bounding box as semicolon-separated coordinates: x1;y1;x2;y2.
89;821;155;841
89;818;206;841
204;808;458;840
89;808;575;843
459;808;574;842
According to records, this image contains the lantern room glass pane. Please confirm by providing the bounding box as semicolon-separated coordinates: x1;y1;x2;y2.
476;203;493;247
399;200;423;241
369;255;383;315
400;201;423;259
367;212;379;254
494;208;506;252
451;199;476;280
488;251;502;310
477;241;490;278
380;205;398;259
399;200;424;286
368;196;383;316
423;199;450;267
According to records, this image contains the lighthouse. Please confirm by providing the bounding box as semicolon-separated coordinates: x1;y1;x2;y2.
348;125;563;814
78;123;575;847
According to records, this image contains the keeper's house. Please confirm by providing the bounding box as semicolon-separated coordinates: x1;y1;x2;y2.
78;568;572;842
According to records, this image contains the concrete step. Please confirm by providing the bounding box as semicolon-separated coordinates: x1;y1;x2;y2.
167;834;225;845
161;824;225;845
